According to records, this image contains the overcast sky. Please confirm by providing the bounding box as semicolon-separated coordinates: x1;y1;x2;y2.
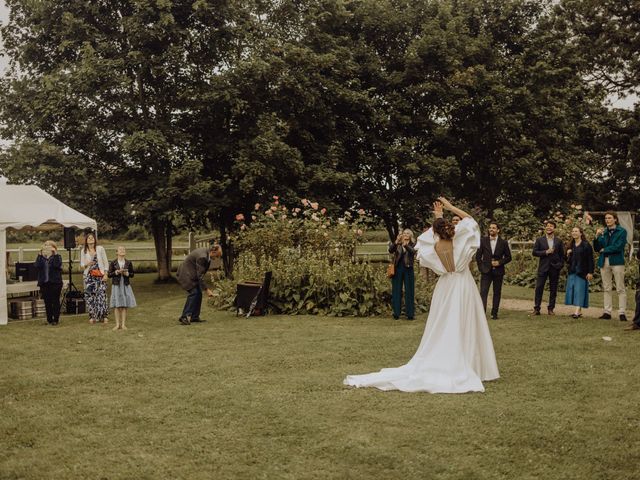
0;1;636;109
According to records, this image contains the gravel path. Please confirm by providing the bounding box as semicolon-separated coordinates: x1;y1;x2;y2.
500;298;605;318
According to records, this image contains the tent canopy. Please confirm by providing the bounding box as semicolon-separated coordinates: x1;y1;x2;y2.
0;185;97;231
1;185;98;326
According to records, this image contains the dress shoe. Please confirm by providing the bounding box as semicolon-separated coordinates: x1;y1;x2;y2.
624;323;640;331
406;317;414;321
599;313;612;320
190;318;206;323
179;316;190;325
571;314;582;319
393;315;399;320
547;309;555;316
491;314;498;320
532;309;541;316
619;314;627;322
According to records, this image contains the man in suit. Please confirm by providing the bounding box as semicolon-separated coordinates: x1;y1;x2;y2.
532;220;565;315
625;247;640;331
176;242;222;325
476;221;512;319
593;211;627;321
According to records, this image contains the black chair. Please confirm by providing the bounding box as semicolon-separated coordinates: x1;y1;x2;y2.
235;271;272;317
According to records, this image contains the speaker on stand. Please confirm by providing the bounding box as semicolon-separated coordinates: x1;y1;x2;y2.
61;227;85;314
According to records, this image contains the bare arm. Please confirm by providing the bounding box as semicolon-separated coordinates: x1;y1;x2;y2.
438;197;470;219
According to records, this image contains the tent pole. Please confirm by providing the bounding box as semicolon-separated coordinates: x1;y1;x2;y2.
0;228;7;325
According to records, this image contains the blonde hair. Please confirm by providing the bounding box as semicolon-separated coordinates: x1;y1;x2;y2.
44;240;57;249
402;229;415;243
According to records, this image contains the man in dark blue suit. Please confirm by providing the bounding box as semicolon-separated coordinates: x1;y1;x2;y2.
532;221;564;315
476;222;512;319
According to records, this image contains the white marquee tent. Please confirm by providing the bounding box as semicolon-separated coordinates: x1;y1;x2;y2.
1;185;97;325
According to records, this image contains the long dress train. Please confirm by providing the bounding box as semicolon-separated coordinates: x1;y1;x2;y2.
344;217;499;393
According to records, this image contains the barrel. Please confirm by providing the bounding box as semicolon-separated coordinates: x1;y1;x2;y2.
10;299;34;320
33;299;46;318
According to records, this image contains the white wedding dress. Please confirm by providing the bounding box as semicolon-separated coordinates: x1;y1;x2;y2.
344;217;499;393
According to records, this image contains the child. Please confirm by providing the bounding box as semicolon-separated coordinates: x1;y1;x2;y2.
107;246;136;330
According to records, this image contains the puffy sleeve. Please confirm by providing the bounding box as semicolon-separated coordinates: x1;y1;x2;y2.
453;217;481;271
416;228;446;275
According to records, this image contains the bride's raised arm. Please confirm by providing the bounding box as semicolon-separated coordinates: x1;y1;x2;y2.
438;197;471;219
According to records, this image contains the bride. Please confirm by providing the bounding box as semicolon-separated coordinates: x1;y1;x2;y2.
344;197;499;393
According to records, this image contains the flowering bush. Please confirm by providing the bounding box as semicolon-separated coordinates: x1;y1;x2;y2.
208;197;436;316
232;197;370;266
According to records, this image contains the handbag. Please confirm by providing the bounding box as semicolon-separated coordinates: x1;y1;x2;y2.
89;268;103;278
386;263;395;278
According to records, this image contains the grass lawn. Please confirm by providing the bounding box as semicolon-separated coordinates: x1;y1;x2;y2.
1;274;639;479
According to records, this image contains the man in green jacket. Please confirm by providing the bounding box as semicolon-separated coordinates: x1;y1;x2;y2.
593;211;627;321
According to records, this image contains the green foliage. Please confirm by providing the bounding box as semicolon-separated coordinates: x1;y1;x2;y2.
211;198;434;316
121;224;150;241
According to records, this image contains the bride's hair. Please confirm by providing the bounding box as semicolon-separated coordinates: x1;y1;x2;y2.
433;218;455;240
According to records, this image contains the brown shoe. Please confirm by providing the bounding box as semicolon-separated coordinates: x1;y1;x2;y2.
547;309;555;316
624;323;640;331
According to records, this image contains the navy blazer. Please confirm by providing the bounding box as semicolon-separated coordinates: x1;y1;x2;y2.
34;254;63;286
533;236;564;273
107;259;135;286
567;241;594;279
476;236;512;275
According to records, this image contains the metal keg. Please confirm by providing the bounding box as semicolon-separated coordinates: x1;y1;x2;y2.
11;300;34;320
33;299;46;318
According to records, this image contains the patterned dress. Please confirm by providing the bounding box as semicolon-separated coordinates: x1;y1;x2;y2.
84;253;109;321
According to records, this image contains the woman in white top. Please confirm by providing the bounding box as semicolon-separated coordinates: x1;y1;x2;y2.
80;231;109;324
344;197;499;393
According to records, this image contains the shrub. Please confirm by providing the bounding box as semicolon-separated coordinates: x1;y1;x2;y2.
208;197;435;317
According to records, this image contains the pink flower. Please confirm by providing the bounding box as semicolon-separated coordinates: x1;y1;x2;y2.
273;195;279;200
235;213;245;221
301;199;308;206
251;215;257;221
274;200;279;206
565;219;572;225
240;224;246;230
575;205;582;210
292;212;297;217
254;203;261;210
294;208;301;213
357;208;365;216
357;229;363;235
270;205;278;211
320;208;327;215
281;214;287;220
310;202;319;210
265;210;273;216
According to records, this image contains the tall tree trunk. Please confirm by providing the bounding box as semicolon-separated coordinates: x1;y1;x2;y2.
151;218;172;281
219;218;234;279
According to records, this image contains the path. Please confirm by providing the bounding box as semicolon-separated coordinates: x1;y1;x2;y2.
501;298;604;318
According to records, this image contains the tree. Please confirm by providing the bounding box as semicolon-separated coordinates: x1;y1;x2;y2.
0;0;244;280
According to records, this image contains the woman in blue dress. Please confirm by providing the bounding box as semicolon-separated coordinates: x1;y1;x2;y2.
565;227;595;318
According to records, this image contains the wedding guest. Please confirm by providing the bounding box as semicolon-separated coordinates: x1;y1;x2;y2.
451;215;461;226
389;229;416;320
176;242;222;325
35;240;63;326
108;246;136;331
625;247;640;331
564;227;594;318
80;231;109;324
593;211;627;321
476;222;512;319
532;221;564;315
